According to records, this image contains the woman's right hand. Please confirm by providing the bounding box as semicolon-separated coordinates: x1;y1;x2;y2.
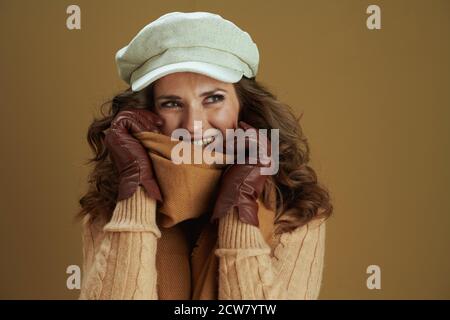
104;107;164;202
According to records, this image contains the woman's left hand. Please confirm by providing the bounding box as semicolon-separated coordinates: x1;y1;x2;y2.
210;121;273;227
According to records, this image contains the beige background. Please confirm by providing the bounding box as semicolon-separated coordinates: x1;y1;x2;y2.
0;0;449;299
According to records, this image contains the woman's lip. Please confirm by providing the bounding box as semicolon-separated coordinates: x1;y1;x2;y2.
190;135;217;146
176;135;217;141
191;135;216;142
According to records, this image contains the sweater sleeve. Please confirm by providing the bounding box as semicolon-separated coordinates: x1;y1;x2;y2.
214;209;326;300
78;186;161;300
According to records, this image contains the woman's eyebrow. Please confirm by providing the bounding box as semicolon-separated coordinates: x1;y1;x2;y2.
199;88;227;97
155;88;227;101
155;94;181;101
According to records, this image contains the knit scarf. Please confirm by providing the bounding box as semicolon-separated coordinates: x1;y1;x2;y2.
133;131;275;300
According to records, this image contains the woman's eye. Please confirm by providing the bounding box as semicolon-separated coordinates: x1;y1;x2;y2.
160;95;224;108
160;101;181;108
205;94;225;104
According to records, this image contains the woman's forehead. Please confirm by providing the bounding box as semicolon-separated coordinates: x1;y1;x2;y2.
154;72;233;92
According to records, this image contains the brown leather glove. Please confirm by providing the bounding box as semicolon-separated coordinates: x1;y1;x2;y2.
210;121;273;227
104;107;163;202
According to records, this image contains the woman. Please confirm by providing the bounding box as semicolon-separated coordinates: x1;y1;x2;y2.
77;11;332;300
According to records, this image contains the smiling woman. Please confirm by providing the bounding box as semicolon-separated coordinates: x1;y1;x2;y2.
77;11;333;300
150;72;240;143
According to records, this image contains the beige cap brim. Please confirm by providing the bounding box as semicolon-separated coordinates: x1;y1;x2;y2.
131;61;244;92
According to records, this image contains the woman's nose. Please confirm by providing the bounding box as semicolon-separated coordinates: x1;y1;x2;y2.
182;105;207;135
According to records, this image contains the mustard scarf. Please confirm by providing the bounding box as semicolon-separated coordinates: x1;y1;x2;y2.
134;131;275;300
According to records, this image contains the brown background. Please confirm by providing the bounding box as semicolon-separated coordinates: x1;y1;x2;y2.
0;0;449;299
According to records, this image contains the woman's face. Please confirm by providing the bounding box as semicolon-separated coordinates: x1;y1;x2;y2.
151;72;240;145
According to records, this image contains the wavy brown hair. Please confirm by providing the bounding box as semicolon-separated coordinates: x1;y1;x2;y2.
77;76;333;234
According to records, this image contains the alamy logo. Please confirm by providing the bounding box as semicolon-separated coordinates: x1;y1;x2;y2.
170;121;280;175
66;5;81;30
66;265;81;290
366;5;381;30
366;265;381;290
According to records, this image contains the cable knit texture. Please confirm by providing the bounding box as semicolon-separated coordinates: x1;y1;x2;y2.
79;186;326;300
79;186;160;299
215;209;326;299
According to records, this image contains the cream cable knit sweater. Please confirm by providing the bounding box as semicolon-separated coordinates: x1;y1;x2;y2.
79;186;326;300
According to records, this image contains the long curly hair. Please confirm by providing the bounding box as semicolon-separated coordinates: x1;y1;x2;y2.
77;76;333;234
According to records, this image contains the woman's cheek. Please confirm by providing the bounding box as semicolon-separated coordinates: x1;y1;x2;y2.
157;112;180;136
209;104;240;133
